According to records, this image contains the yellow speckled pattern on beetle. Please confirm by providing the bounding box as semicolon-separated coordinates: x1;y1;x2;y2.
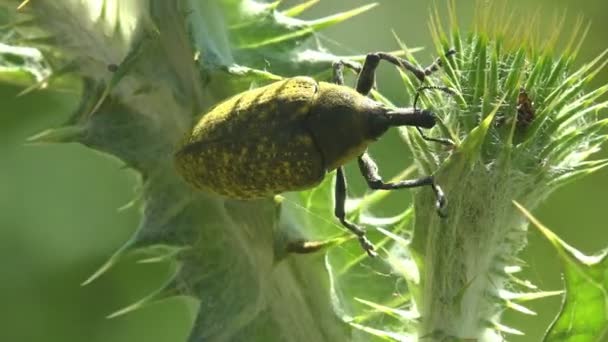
174;74;388;199
175;77;326;199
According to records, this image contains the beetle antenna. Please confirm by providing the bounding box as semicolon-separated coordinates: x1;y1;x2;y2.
413;86;456;111
412;86;456;146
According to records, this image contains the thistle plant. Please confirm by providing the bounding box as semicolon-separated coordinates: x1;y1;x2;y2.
1;1;607;342
386;3;608;339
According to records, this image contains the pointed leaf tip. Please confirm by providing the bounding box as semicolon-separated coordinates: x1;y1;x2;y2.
17;0;31;11
135;245;189;264
308;3;379;32
106;290;170;319
349;322;413;341
26;126;86;145
107;268;179;318
283;0;320;17
81;240;135;286
490;321;524;335
266;0;282;10
81;255;120;286
506;300;537;316
354;297;419;320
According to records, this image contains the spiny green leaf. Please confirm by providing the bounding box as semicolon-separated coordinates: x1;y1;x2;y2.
237;3;377;49
514;202;608;342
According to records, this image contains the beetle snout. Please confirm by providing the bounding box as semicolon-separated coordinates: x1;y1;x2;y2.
416;109;437;128
385;108;437;129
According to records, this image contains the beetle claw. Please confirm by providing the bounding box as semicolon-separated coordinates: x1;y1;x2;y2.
358;236;378;257
432;183;448;218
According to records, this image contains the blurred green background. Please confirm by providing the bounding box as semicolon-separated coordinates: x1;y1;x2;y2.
1;1;606;341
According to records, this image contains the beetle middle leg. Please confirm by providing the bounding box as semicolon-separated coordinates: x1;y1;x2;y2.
358;152;447;217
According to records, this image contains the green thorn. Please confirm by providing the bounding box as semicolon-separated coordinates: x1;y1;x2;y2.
354;297;419;320
81;238;136;286
349;322;410;341
506;290;564;302
26;125;86;145
81;253;122;286
507;274;539;290
307;3;379;32
17;60;79;97
506;300;537;316
17;0;31;11
227;65;283;82
265;0;282;10
283;0;320;17
107;267;180;318
117;195;141;212
487;321;524;335
136;245;190;264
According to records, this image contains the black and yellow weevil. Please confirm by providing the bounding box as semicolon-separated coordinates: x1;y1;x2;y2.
174;50;456;257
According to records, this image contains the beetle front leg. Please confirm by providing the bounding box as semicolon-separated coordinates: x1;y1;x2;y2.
356;49;457;95
415;126;454;146
357;152;447;217
335;167;378;257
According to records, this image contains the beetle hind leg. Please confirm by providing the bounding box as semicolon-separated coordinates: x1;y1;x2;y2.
358;152;447;217
335;167;378;257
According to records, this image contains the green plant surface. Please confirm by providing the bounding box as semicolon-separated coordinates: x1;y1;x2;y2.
1;1;608;342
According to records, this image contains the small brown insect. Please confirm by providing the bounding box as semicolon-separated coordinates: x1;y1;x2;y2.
516;87;535;126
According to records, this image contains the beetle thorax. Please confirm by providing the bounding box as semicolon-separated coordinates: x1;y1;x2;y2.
306;82;388;171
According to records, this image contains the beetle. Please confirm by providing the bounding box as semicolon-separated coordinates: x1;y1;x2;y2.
174;50;456;257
